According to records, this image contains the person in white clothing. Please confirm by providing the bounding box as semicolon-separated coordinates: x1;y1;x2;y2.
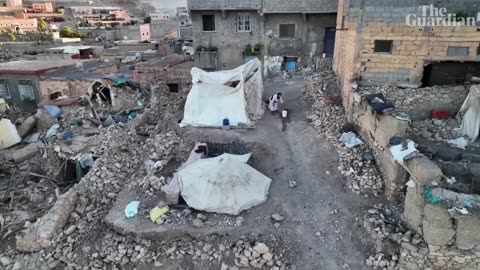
268;93;283;114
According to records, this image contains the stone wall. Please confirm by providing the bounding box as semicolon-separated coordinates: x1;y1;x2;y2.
352;96;409;200
190;10;264;70
264;13;337;67
401;154;480;269
359;84;469;120
39;79;92;100
133;57;194;88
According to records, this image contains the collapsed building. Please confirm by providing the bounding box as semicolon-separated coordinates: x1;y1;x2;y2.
334;0;480;116
188;0;337;72
331;1;480;269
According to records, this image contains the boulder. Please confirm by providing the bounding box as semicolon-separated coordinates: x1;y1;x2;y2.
404;187;425;234
405;156;443;187
422;204;455;246
456;215;480;250
16;189;78;252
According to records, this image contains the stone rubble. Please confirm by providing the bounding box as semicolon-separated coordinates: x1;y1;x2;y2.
363;204;419;270
410;118;463;142
304;71;384;197
0;83;297;270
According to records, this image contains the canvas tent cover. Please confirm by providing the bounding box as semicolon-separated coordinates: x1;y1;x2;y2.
0;119;21;149
181;58;264;127
457;85;480;141
178;153;272;215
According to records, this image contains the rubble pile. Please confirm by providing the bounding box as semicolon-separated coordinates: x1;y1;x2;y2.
363;204;427;270
304;72;384;196
9;232;288;270
358;84;468;118
409;118;463;142
0;82;197;268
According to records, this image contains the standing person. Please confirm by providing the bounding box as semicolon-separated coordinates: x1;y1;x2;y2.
268;93;283;114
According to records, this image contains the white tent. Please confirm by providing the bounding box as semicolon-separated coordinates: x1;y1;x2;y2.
0;119;21;149
180;58;264;127
457;85;480;141
178;153;272;215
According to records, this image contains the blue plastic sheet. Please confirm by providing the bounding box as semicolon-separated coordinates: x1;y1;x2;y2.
125;201;141;218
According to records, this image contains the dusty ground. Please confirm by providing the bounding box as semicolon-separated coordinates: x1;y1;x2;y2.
1;76;381;270
145;76;379;269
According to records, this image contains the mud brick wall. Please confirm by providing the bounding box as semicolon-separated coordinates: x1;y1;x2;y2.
133;62;194;88
39;79;92;100
352;97;409;200
360;84;469;120
402;155;480;269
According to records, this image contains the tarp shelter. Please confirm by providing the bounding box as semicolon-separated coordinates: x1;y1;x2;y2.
457;85;480;141
0;118;21;149
0;98;9;113
178;153;272;215
181;58;264;127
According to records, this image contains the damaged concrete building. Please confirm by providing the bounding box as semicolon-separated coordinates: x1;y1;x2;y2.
188;0;337;70
334;0;480;115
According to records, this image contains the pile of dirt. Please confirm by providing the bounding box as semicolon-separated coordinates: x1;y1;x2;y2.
304;71;384;197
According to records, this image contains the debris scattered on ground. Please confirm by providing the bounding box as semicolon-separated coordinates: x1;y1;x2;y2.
410;118;463;142
304;71;383;197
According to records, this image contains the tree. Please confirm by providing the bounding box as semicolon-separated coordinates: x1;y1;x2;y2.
60;26;74;37
9;32;16;42
144;16;152;24
39;19;47;31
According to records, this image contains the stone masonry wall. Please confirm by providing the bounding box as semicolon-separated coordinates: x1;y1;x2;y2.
133;59;194;88
190;10;264;70
401;155;480;269
352;96;409;200
360;84;469;120
39;79;92;101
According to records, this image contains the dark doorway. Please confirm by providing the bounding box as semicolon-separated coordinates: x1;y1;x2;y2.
422;61;480;87
167;83;179;93
323;27;336;58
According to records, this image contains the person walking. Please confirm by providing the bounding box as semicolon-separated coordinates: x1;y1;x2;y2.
268;93;283;114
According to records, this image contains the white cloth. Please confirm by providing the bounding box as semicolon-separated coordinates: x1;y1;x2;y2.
178;153;271;215
457;85;480;141
268;94;283;112
181;59;264;127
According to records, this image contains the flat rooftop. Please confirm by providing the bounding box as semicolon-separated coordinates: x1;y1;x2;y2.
135;55;194;70
0;60;83;75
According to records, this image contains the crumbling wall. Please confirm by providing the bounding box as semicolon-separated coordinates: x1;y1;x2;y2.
401;155;480;269
360;85;469;120
333;18;359;117
39;79;93;100
91;64;118;74
264;13;336;67
133;59;194;89
352;96;409;200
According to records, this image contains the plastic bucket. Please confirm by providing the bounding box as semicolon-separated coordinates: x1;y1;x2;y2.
282;110;288;118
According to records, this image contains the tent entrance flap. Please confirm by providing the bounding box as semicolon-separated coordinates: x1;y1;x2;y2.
181;58;264;127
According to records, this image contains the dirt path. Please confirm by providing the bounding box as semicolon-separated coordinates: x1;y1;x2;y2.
2;76;379;270
257;77;377;269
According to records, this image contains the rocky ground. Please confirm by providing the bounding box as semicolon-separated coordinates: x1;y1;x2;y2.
304;71;384;197
0;72;390;270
